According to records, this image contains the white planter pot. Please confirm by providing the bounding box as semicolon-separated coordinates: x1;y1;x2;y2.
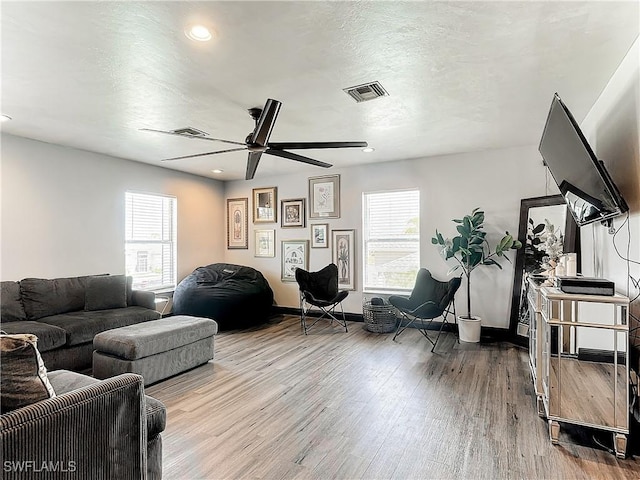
458;316;481;343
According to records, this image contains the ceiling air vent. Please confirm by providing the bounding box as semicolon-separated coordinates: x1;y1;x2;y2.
171;126;208;137
343;81;389;103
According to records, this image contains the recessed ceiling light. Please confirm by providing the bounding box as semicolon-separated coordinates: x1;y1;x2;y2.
1;114;12;122
362;147;375;153
211;169;223;174
185;24;213;42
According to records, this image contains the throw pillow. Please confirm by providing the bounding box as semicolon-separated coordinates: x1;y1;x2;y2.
85;275;128;311
126;275;133;306
0;281;27;322
0;333;56;413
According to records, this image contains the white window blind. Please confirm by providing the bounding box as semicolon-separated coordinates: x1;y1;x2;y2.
363;189;420;293
125;192;177;291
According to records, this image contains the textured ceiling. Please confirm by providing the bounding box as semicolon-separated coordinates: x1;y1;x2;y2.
1;1;638;181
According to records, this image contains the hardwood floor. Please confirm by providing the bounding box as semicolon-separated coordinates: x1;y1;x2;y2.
146;316;639;479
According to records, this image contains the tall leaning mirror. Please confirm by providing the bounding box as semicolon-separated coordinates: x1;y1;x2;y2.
509;195;580;344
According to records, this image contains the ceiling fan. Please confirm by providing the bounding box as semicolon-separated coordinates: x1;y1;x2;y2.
142;99;368;180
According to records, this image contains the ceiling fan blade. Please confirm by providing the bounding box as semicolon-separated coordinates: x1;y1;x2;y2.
141;128;245;146
268;141;368;150
266;149;332;168
246;151;263;180
250;99;281;146
162;147;247;162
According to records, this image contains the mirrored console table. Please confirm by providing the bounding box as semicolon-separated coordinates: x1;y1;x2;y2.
527;277;545;416
537;286;630;458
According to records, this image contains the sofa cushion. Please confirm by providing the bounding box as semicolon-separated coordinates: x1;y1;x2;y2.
0;333;56;413
1;281;27;322
47;369;98;393
48;369;166;438
0;321;67;352
20;276;93;320
85;275;127;311
41;307;161;346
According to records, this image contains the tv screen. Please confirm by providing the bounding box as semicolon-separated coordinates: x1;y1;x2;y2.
538;93;628;227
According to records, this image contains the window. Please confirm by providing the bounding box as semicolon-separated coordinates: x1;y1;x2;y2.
125;192;177;291
363;189;420;293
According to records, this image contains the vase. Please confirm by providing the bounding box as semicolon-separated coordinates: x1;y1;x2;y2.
458;316;481;343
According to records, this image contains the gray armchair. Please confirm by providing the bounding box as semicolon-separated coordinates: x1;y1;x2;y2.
1;371;165;479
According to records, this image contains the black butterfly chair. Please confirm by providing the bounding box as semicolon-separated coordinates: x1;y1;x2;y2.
389;268;461;351
295;264;349;334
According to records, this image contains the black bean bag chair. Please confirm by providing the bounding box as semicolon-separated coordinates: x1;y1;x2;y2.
173;263;274;330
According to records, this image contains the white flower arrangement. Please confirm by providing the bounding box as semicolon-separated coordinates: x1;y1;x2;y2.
540;219;563;268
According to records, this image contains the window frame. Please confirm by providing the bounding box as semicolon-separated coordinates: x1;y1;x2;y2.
362;188;420;295
125;191;177;293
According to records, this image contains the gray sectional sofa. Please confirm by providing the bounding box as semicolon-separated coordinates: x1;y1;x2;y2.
0;274;161;371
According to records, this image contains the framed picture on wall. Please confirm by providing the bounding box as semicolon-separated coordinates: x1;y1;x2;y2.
281;198;306;228
281;240;308;282
332;229;355;290
309;174;340;219
310;223;329;248
254;229;275;257
226;198;248;249
253;187;277;223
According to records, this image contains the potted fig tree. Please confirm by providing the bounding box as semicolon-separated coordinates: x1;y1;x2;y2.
432;208;522;343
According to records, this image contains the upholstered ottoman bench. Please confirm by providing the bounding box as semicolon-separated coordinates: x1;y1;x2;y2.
93;315;218;386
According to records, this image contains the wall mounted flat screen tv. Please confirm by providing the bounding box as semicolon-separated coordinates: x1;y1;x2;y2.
538;93;628;227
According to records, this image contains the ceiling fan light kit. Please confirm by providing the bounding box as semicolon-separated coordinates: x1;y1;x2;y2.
143;98;368;180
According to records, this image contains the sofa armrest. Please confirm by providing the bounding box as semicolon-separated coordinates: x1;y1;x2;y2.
131;290;156;310
1;373;147;479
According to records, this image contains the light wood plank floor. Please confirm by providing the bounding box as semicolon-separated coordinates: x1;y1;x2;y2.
146;316;639;479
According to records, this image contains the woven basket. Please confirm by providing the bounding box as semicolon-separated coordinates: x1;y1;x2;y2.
363;301;397;333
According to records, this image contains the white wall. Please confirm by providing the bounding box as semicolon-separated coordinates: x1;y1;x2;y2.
580;37;640;283
0;134;549;329
0;134;225;282
579;37;640;348
224;145;548;328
